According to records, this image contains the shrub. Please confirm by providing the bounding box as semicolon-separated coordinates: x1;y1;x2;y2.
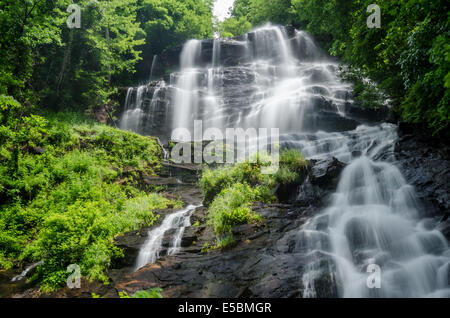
208;183;262;235
200;149;307;241
215;235;236;250
200;158;273;206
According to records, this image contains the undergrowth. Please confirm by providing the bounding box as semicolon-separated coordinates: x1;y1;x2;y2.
0;108;180;291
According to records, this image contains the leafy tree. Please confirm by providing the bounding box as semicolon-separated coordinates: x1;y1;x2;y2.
0;0;67;103
134;0;214;79
217;16;252;38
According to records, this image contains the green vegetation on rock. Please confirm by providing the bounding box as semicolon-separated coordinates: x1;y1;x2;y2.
200;150;308;243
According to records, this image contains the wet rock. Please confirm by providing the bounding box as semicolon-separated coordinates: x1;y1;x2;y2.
295;176;323;207
113;230;146;268
344;103;392;123
107;203;314;298
310;157;345;190
395;132;450;217
181;227;199;247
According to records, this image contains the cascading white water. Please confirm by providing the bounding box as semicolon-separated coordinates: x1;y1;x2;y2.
171;40;202;131
135;205;200;271
119;88;133;130
143;81;166;131
11;261;43;282
170;38;225;133
120;85;147;132
212;38;221;68
167;24;352;138
294;125;450;298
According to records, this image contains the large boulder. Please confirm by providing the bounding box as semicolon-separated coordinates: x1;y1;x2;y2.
310;157;345;190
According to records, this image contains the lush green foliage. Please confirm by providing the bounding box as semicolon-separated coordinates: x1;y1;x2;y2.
231;0;294;26
208;183;262;235
0;106;180;291
217;16;252;38
137;0;214;77
200;157;274;206
118;287;163;298
226;0;450;136
0;0;214;112
200;149;307;239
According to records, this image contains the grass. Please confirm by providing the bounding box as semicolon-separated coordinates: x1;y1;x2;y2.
0;111;181;291
200;149;308;245
118;287;164;298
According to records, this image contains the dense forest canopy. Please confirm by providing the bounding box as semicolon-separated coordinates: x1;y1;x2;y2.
0;0;213;112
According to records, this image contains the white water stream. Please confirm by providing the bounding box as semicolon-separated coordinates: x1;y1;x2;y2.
135;205;200;271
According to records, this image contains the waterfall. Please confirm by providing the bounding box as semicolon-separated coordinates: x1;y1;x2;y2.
212;38;221;68
120;85;147;133
11;261;43;282
149;55;158;81
124;25;449;297
164;24;352;139
135;205;200;271
119;88;133;131
143;81;166;132
171;40;202;131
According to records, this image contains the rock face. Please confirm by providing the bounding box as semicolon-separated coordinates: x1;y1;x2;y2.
82;159;343;299
293;158;345;208
310;157;345;190
114;204;311;298
276;158;344;205
394;126;450;220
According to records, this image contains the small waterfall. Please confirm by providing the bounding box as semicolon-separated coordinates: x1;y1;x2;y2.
119;88;133;131
149;55;158;81
212;38;221;68
293;30;320;61
250;25;291;65
143;81;166;131
135;205;200;271
11;261;43;282
171;40;202;131
120;85;147;133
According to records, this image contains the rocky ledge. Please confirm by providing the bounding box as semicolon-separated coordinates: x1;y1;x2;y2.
95;158;344;298
394;124;450;238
